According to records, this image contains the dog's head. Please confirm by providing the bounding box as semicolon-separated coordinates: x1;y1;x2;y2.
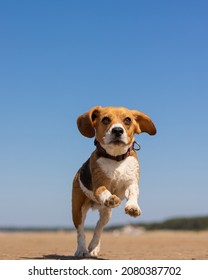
77;106;156;156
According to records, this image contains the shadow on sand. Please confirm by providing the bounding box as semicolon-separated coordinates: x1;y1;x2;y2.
22;254;108;260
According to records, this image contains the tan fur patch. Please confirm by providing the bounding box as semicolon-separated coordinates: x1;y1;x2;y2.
72;172;88;228
95;186;107;198
90;151;112;190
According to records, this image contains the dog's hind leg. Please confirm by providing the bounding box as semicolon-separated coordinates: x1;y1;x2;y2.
88;206;112;257
74;199;91;258
72;175;91;258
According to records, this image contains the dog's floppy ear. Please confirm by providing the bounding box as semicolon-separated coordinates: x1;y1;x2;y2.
77;106;102;138
132;110;156;135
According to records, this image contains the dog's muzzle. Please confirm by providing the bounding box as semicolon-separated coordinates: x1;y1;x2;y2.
111;127;125;144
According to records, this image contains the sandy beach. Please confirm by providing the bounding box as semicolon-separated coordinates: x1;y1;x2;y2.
0;230;208;260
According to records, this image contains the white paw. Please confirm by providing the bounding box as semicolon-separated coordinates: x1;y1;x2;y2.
125;203;142;217
88;242;100;257
89;247;100;257
104;195;121;208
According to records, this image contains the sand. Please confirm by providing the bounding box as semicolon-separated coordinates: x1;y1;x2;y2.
0;230;207;260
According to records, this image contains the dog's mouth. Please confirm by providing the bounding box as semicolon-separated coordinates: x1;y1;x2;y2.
110;139;126;145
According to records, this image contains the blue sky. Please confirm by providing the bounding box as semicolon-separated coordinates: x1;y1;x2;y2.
0;0;208;227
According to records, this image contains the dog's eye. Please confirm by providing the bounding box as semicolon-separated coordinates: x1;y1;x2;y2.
124;117;132;125
102;117;111;125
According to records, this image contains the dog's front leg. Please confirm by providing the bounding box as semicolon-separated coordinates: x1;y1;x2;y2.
95;186;121;208
125;183;142;217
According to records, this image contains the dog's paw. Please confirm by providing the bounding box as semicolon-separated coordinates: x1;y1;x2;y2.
104;195;121;208
125;204;142;217
89;245;100;257
74;248;90;258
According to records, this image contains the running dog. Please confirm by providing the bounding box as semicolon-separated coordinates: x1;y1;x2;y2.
72;106;156;257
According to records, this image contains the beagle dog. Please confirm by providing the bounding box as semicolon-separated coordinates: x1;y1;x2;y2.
72;106;156;257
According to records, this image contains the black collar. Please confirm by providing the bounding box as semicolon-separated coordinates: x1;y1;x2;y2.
94;139;140;162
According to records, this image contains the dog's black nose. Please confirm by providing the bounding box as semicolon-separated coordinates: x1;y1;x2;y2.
112;127;124;137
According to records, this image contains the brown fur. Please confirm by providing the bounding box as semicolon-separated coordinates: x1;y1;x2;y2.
77;106;156;141
72;172;88;228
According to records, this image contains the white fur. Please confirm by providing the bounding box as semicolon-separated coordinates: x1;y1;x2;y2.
97;156;139;195
125;182;139;204
78;177;100;204
104;123;127;144
88;206;112;256
125;182;142;215
98;189;111;204
97;156;141;214
75;201;91;257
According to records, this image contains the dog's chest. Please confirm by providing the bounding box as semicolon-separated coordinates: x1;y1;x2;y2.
97;156;139;188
